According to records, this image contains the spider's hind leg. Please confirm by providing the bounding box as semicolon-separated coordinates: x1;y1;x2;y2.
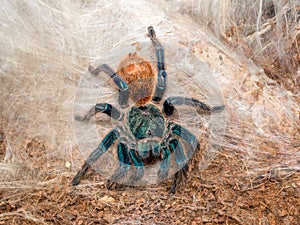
148;26;167;103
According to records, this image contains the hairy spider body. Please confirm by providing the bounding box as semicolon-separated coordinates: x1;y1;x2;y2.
72;26;224;193
117;53;156;105
128;104;164;139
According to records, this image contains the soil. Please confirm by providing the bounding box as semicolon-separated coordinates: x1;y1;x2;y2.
0;139;299;225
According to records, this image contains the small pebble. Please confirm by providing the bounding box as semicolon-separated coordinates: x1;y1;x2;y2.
65;161;71;168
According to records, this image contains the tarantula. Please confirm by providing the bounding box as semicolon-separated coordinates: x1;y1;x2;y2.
72;26;224;193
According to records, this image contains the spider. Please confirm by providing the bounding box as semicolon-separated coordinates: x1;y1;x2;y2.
72;26;224;193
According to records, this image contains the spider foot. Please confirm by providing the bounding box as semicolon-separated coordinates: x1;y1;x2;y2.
106;180;126;190
72;176;82;186
74;107;95;122
158;168;169;181
170;164;188;194
72;162;90;186
187;142;201;160
211;105;225;113
147;26;156;39
127;166;144;185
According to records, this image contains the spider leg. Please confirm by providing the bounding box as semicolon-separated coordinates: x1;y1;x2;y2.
106;142;131;190
72;129;119;186
158;145;171;180
75;103;124;122
148;26;167;103
171;164;188;194
128;149;145;184
168;138;188;194
163;96;225;116
169;122;200;159
89;64;129;108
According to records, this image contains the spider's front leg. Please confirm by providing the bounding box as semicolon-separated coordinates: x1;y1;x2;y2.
161;122;201;193
158;137;188;194
127;149;145;184
108;142;145;188
106;142;131;190
148;26;167;103
72;129;120;186
169;122;200;159
168;138;189;194
157;145;171;181
89;64;129;108
158;125;196;193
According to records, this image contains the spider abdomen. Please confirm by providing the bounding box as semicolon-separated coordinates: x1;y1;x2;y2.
117;53;156;105
127;104;164;140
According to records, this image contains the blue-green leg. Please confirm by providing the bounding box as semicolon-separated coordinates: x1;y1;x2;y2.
107;142;131;190
171;164;188;194
168;138;188;194
89;64;129;108
169;139;187;169
163;96;224;116
75;103;124;122
72;129;119;186
128;149;144;183
95;103;123;120
169;123;200;159
148;26;167;103
158;146;171;180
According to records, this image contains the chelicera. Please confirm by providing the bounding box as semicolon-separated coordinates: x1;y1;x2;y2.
72;26;224;193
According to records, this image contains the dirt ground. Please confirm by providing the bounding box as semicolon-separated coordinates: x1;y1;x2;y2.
0;136;299;225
